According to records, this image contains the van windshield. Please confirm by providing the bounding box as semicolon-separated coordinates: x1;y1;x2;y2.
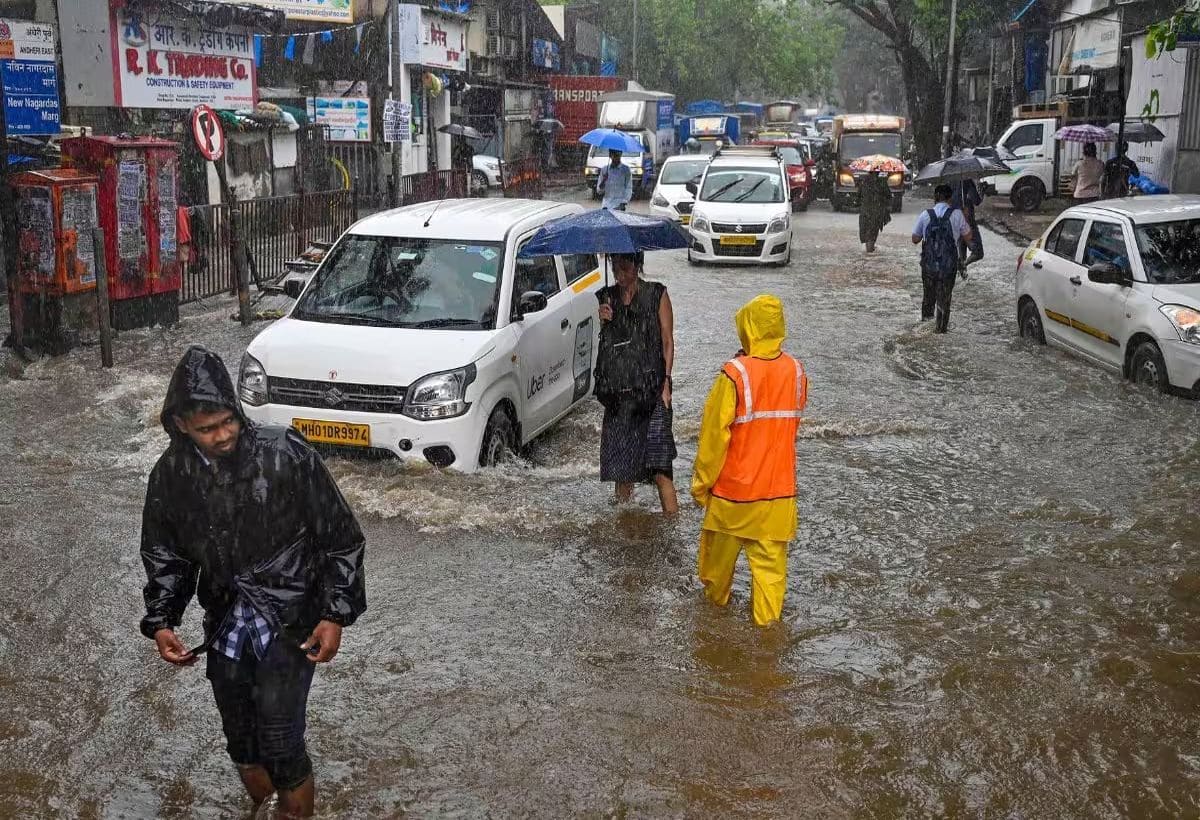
589;140;644;160
294;236;503;329
840;133;902;160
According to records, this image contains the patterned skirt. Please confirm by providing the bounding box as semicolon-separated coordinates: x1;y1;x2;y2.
599;398;676;483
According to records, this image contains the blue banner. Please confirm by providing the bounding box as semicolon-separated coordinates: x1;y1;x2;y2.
2;59;59;136
657;99;675;129
531;38;561;70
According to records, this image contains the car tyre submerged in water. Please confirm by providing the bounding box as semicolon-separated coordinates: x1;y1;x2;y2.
1011;178;1045;212
479;406;518;467
471;170;489;194
1018;300;1045;344
1130;340;1170;394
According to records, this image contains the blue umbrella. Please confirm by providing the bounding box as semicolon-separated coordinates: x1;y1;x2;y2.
579;127;645;153
517;208;689;289
518;208;689;257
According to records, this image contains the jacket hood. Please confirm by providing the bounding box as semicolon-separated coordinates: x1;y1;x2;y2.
160;346;245;438
735;294;786;359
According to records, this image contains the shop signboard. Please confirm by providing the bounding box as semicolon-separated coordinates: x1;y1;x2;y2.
241;0;354;23
531;38;560;71
0;20;60;136
1064;18;1121;72
111;3;257;109
308;96;371;142
397;5;466;71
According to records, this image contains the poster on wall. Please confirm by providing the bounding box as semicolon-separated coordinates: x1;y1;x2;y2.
383;99;411;143
157;163;177;259
61;186;99;285
0;20;60;136
308;97;371;142
111;3;257;110
242;0;354;23
117;159;146;267
18;187;54;283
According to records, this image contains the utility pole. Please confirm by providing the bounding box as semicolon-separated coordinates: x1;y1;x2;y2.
632;0;639;81
941;0;959;157
985;38;996;141
390;0;404;207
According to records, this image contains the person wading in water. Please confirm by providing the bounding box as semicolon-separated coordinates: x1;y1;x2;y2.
857;170;892;253
595;252;679;514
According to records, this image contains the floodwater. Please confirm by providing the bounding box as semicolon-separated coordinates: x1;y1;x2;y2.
2;193;1200;818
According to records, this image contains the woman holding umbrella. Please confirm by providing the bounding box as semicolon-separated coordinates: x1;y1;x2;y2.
848;155;903;253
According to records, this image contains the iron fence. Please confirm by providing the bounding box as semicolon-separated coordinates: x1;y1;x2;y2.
398;169;468;205
181;188;357;304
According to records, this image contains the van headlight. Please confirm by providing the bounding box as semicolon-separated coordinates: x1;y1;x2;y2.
403;364;477;420
691;214;710;233
239;353;269;406
838;171;854;187
651;192;669;207
1160;304;1200;344
767;214;789;233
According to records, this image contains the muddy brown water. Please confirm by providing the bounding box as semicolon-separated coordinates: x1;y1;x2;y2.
1;196;1199;818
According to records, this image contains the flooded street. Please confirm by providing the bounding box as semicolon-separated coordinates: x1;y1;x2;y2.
3;193;1200;818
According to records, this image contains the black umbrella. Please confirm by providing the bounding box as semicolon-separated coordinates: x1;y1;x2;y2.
535;118;565;133
1107;121;1165;144
914;152;1010;185
438;123;483;139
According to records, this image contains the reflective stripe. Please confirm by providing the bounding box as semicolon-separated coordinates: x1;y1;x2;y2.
730;354;806;426
728;357;753;423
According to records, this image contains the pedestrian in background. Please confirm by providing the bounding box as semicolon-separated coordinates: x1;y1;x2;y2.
1104;141;1139;198
140;346;367;818
595;252;678;514
597;148;633;211
692;295;808;626
857;170;892;253
912;184;972;333
951;178;985;266
1072;142;1105;203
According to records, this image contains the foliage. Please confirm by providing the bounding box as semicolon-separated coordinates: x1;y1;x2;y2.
598;0;843;102
1146;9;1200;59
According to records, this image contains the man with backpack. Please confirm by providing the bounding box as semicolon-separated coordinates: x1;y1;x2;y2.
911;184;973;333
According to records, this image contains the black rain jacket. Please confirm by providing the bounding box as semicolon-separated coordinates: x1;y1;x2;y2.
139;346;366;643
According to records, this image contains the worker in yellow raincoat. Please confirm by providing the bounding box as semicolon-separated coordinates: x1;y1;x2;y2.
691;294;808;626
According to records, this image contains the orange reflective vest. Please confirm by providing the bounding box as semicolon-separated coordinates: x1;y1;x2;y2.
711;353;807;503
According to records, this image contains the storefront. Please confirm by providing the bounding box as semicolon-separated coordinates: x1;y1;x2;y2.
396;4;468;175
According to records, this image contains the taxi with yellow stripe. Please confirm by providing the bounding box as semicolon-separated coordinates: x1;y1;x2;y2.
239;199;605;470
1016;195;1200;395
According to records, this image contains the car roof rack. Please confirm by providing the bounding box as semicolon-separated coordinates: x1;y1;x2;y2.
713;145;781;160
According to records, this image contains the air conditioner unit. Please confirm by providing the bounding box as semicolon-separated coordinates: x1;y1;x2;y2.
486;35;501;56
485;9;501;32
503;37;519;59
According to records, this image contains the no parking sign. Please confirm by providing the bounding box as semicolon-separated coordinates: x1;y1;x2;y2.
191;105;225;162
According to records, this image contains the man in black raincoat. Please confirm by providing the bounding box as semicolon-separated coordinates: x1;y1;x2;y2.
140;346;366;818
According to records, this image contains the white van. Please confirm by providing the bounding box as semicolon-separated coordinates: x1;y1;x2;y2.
238;199;605;471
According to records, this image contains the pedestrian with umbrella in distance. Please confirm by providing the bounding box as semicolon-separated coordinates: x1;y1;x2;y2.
1053;124;1115;204
580;127;642;211
913;151;1010;271
517;208;690;513
848;155;902;253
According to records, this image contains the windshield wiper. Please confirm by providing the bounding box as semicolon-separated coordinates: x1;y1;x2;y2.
310;312;402;327
407;317;481;328
704;177;743;201
733;179;767;202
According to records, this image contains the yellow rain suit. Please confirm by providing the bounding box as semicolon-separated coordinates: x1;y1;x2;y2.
691;295;807;626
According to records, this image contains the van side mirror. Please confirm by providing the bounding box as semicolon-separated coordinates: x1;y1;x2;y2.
515;290;548;319
685;180;698;195
1088;261;1127;286
283;278;304;299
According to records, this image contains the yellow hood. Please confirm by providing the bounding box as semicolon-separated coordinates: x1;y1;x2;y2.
735;294;786;359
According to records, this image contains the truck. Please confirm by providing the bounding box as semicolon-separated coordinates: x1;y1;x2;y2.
550;74;628;150
677;114;741;154
764;100;803;128
584;89;677;198
831;114;906;212
990;106;1093;211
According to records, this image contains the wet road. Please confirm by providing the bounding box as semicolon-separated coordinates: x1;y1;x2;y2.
3;193;1200;818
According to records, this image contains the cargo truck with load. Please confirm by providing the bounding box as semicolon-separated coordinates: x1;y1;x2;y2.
990;107;1092;212
831;114;906;212
584;89;677;199
677;114;741;154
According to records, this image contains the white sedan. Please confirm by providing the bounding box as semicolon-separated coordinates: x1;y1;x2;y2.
1016;195;1200;395
649;155;710;226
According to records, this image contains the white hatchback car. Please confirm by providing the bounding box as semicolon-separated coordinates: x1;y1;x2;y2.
239;199;605;470
686;146;793;266
649;154;710;226
1016;195;1200;395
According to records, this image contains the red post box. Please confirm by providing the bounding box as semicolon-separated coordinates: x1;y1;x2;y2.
9;168;101;352
60;136;182;330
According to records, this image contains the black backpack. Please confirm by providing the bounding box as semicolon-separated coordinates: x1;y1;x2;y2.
920;208;959;280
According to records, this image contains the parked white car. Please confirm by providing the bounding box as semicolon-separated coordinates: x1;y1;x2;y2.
649;155;710;226
239;199;605;470
1016;195;1200;395
686;146;793;266
472;154;504;189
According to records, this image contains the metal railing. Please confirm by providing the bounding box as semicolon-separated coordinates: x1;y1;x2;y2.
181;188;357;304
397;169;468;205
